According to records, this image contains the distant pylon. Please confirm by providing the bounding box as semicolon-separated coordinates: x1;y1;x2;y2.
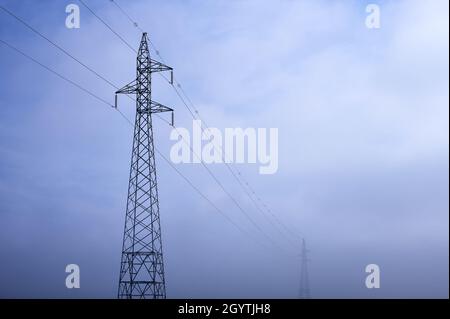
116;32;174;299
299;238;310;298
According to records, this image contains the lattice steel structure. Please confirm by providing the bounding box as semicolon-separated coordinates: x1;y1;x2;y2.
115;33;173;299
299;238;311;298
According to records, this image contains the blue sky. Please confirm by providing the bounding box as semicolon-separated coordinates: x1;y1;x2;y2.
0;0;448;298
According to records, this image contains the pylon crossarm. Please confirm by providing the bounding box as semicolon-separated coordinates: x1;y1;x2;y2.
150;59;174;84
150;59;172;73
116;79;138;95
150;100;173;114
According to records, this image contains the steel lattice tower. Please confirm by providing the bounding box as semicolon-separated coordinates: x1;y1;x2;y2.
115;33;173;299
299;238;311;298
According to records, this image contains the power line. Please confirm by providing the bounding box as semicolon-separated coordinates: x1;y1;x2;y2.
0;37;273;254
0;5;119;89
106;0;304;246
79;0;137;54
1;1;297;254
162;77;301;248
170;124;288;252
0;4;173;127
81;2;297;253
0;3;283;253
109;0;145;33
0;39;114;108
154;147;267;250
111;0;303;244
165;66;304;245
158;73;301;248
133;71;292;251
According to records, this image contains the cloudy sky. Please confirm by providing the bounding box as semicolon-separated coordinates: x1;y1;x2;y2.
0;0;448;298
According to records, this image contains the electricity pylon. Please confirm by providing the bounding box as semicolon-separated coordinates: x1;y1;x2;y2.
299;238;311;298
115;32;173;299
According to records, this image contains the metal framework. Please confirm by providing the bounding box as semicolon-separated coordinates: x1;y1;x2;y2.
116;33;173;299
299;238;310;298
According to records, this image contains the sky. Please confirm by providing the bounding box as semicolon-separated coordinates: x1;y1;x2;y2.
0;0;448;298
